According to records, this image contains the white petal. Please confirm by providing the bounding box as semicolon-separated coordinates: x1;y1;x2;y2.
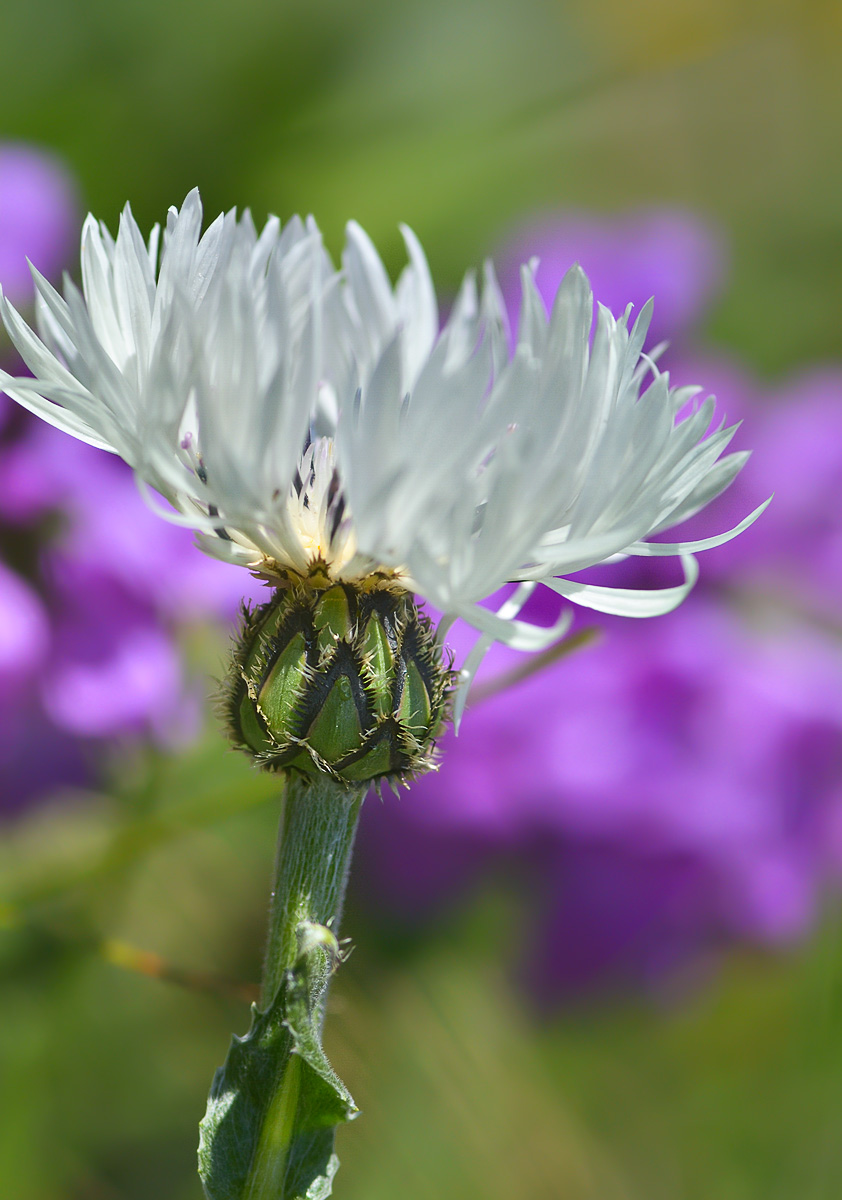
516;261;548;358
0;376;118;450
450;590;574;652
543;553;699;616
447;593;575;729
396;223;438;386
343;220;396;353
628;496;772;556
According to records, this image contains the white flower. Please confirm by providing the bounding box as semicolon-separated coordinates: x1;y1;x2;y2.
0;190;766;713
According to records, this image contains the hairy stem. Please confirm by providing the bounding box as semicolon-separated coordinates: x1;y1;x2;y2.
262;774;364;1009
199;773;364;1200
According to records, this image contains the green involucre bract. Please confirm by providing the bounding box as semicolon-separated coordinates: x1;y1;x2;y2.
223;576;452;785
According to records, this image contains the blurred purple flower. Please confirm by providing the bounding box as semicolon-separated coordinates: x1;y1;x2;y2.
358;597;842;1000
0;143;78;307
354;208;842;1002
0;419;259;810
496;209;725;348
0;417;260;621
0;558;88;812
0;557;48;693
668;363;842;621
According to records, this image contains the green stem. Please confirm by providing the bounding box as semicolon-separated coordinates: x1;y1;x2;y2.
198;773;364;1200
261;773;365;1008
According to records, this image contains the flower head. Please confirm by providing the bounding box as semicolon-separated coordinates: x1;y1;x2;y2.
0;191;765;714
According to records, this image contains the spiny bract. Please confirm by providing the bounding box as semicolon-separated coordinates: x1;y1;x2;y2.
223;577;452;786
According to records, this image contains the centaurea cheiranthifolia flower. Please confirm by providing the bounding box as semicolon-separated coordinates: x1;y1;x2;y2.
0;190;765;774
0;189;768;1200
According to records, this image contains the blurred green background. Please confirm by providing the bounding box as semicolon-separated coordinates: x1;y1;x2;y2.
2;0;842;1196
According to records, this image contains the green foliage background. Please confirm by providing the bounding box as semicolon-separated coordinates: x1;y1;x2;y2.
2;0;842;1196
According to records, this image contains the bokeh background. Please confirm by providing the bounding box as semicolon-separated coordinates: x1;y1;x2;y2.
2;1;842;1196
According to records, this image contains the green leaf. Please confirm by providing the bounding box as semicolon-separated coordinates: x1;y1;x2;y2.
199;923;357;1200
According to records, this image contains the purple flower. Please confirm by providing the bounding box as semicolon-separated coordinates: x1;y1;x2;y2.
0;418;262;620
358;598;842;999
40;550;190;740
496;209;725;348
0;557;48;694
0;421;261;771
0;558;90;813
0;143;78;307
674;365;842;620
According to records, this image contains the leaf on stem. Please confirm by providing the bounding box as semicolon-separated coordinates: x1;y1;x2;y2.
198;921;357;1200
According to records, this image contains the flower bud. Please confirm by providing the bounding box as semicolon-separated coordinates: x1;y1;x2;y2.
223;582;451;786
